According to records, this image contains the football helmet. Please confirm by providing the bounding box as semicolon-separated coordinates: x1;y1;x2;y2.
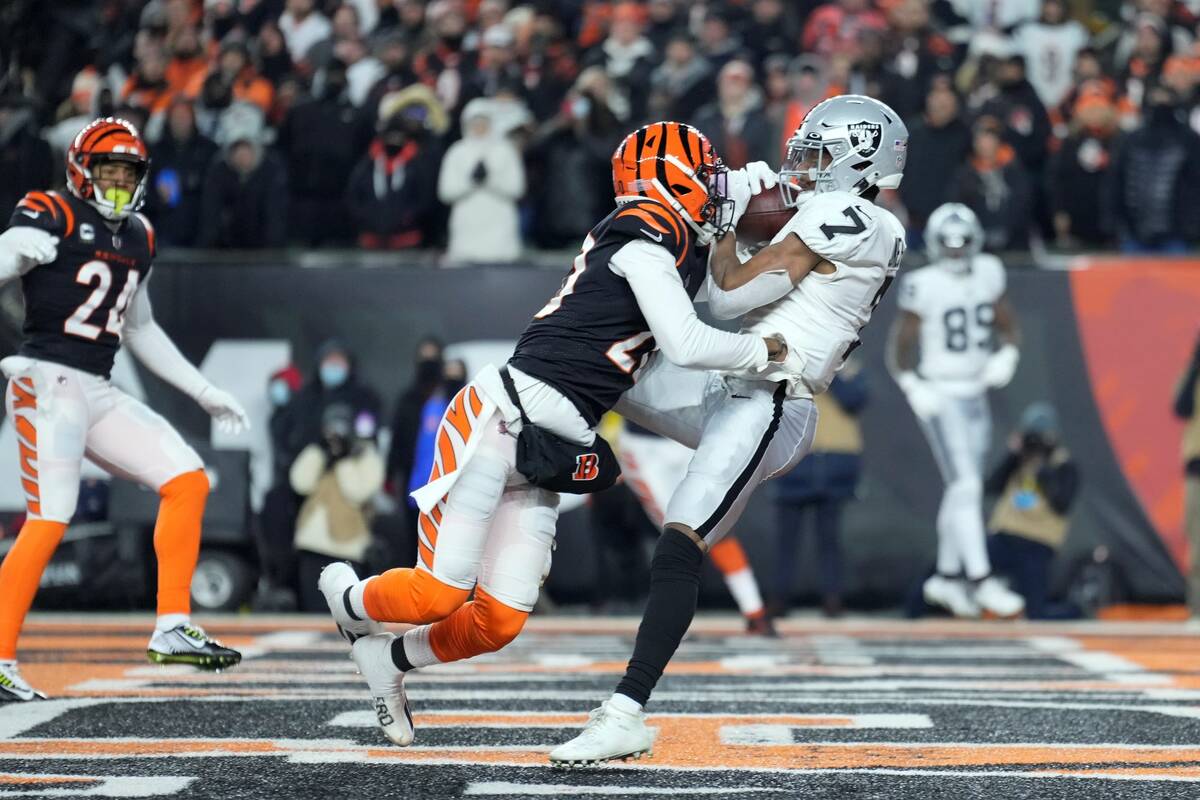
612;121;733;245
66;117;149;221
780;95;908;208
925;202;984;272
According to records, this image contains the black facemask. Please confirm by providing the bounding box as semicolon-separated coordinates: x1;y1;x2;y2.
415;358;442;384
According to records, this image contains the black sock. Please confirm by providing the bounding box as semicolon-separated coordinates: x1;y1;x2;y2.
615;527;704;707
391;636;414;672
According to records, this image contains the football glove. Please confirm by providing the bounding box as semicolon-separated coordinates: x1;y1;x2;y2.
981;344;1019;389
197;386;251;435
723;161;781;230
897;372;944;421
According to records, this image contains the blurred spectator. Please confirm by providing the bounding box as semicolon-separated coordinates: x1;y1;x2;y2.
1050;89;1121;248
147;99;218;247
164;25;209;97
256;364;306;607
363;30;417;112
44;69;109;159
943;0;1039;35
386;336;445;507
278;0;332;66
278;59;371;246
291;339;383;449
290;402;384;612
776;56;841;158
649;32;712;122
1164;54;1200;135
464;25;525;108
693;59;775;169
697;9;744;73
1012;0;1090;110
954;114;1033;250
256;21;296;87
744;0;800;71
877;0;959;122
439;99;525;264
1111;85;1200;253
346;86;446;249
770;366;868;619
979;55;1052;205
1175;332;1200;618
985;403;1080;620
802;0;887;58
901;79;973;240
529;67;623;248
413;2;473;118
584;2;655;122
644;0;685;50
307;3;368;70
184;38;274;116
0;94;53;221
197;105;288;248
121;45;173;118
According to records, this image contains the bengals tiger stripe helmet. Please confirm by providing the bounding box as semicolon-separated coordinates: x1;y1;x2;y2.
66;117;150;221
612;121;733;245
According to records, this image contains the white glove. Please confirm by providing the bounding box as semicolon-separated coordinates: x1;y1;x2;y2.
981;344;1019;389
743;334;807;394
897;372;944;421
28;234;59;264
196;386;251;435
723;161;781;230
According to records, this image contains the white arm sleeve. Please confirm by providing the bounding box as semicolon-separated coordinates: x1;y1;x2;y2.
122;283;212;399
609;240;768;371
706;269;795;320
0;227;57;284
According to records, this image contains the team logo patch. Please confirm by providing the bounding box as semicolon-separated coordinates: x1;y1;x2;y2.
848;121;883;157
79;223;94;243
111;233;122;250
573;453;600;481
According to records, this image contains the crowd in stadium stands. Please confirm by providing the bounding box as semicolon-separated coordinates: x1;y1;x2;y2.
2;0;1200;258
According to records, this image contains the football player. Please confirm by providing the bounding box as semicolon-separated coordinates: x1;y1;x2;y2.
550;95;909;765
617;421;775;635
0;118;248;702
888;202;1024;618
319;122;799;746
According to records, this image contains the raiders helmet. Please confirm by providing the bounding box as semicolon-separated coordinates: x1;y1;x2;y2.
925;202;984;271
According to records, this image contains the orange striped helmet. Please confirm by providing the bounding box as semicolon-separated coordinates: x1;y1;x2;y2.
611;121;733;244
66;117;150;221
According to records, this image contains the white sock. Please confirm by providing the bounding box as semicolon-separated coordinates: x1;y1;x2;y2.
349;577;374;621
401;625;440;670
156;613;189;633
724;567;764;617
609;692;642;714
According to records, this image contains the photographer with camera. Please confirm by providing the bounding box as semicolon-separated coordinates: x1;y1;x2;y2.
290;403;384;612
984;403;1080;619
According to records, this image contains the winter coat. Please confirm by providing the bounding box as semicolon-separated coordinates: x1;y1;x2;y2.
0;108;52;221
345;139;441;248
1050;129;1120;246
954;145;1033;251
291;442;384;563
1111;116;1200;247
900;117;973;233
438;134;525;263
691;101;776;169
145;130;218;247
197;146;289;248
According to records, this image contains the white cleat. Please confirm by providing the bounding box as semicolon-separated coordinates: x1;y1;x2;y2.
351;633;415;746
0;660;46;702
548;699;655;766
923;574;981;619
973;576;1025;619
319;562;384;644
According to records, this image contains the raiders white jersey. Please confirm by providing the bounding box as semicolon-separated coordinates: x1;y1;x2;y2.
897;253;1007;392
744;190;906;396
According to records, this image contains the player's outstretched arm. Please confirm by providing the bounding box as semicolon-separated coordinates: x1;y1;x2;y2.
122;285;251;434
0;227;59;284
705;232;829;320
611;240;784;371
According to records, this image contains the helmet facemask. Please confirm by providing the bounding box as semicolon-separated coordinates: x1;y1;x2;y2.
85;154;149;221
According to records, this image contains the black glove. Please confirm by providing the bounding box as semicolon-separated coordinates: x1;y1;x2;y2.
471;160;488;185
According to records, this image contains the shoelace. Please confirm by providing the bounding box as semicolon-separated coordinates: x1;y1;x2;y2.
575;706;614;743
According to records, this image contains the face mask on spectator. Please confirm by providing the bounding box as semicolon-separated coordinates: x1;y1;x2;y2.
320;361;349;388
416;358;442;383
269;380;291;407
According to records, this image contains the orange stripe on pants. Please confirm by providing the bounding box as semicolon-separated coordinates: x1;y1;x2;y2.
363;567;470;624
0;520;67;659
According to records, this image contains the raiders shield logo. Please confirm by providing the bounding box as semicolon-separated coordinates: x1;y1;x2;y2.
848;122;883;157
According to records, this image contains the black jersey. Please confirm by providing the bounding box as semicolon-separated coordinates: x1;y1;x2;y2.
7;191;155;378
510;199;709;426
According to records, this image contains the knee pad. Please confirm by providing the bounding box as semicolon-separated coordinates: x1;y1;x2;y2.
161;469;210;500
472;589;528;653
650;527;704;585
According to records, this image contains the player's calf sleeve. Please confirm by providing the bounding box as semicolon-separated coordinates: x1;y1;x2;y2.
0;519;67;660
615;526;704;707
153;469;209;616
411;588;529;668
363;567;471;624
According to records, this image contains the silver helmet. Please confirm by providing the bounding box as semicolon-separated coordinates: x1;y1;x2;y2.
780;95;908;208
925;202;984;271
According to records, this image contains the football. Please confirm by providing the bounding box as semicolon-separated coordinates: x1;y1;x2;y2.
735;185;793;245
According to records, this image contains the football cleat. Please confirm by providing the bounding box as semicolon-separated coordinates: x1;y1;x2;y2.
351;633;415;746
0;660;46;702
923;574;980;619
147;624;242;670
548;699;655;766
320;561;385;644
973;576;1025;619
745;612;779;637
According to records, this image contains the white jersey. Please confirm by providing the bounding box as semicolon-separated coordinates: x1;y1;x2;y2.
897;253;1006;393
744;191;906;397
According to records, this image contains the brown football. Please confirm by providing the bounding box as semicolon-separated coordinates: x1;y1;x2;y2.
735;186;793;246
